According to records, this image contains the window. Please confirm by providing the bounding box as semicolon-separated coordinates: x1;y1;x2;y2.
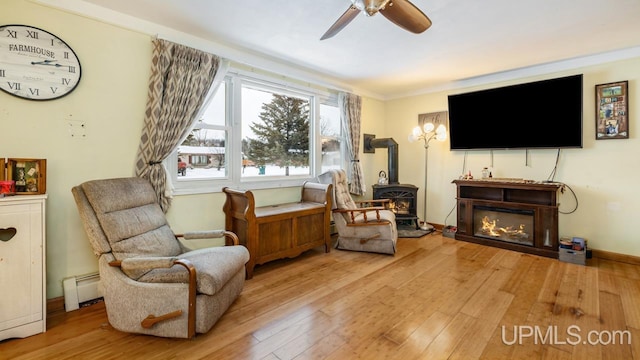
169;68;344;194
176;81;229;180
319;102;344;173
240;82;312;178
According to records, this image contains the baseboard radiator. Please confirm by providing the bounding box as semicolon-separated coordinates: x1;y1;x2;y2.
62;273;102;312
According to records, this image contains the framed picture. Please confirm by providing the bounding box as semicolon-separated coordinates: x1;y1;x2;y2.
6;158;47;195
418;111;448;128
596;81;628;140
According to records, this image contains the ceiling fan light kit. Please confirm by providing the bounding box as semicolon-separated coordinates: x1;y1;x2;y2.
321;0;432;40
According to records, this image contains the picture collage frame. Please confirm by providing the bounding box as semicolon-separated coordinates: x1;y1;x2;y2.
595;81;629;140
1;158;47;195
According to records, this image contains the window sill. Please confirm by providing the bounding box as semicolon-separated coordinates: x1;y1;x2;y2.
172;175;314;196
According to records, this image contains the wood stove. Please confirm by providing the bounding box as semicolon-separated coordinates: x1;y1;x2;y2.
363;134;420;229
453;179;562;258
373;184;419;229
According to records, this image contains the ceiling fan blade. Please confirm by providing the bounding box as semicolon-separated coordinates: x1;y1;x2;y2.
380;0;432;34
321;5;360;40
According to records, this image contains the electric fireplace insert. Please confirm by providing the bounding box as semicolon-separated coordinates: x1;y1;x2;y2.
453;179;562;258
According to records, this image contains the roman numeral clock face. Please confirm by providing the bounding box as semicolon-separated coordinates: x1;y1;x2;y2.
0;24;81;100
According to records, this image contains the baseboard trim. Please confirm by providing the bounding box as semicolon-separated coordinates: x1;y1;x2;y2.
432;221;639;265
591;249;640;265
47;296;66;317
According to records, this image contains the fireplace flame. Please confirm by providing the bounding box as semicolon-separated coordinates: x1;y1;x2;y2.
388;200;410;214
481;216;527;238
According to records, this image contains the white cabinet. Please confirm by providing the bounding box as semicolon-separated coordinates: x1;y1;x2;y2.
0;195;47;341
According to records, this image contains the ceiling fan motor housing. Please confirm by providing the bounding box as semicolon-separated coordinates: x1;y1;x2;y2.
351;0;392;16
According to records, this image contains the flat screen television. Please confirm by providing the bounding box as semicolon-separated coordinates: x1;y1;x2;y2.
447;74;583;150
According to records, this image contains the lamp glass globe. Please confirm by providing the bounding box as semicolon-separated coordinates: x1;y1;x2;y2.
423;122;435;133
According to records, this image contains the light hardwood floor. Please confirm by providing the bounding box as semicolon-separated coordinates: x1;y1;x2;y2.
2;233;639;359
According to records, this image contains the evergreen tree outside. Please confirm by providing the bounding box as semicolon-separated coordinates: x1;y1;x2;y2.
246;94;310;176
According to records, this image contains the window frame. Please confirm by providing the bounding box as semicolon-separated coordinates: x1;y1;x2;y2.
168;67;342;195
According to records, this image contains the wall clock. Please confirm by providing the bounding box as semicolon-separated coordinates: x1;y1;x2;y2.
0;24;82;100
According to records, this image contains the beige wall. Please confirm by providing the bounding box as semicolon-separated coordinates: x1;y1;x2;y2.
3;1;152;298
3;0;639;300
381;60;640;258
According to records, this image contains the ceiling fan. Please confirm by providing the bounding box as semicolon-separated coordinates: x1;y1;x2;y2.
321;0;432;40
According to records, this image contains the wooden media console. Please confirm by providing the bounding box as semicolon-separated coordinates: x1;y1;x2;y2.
223;182;333;279
453;179;563;258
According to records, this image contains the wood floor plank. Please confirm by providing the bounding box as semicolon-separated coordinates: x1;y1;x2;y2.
598;291;634;360
571;264;603;360
438;263;503;317
2;234;639;359
318;249;428;317
383;273;460;344
548;262;584;354
459;267;514;318
598;265;620;295
500;253;536;294
291;332;347;360
616;277;640;329
418;312;476;359
386;311;452;360
449;290;514;360
542;345;572;360
509;262;566;360
270;311;341;360
629;327;640;359
479;326;517;360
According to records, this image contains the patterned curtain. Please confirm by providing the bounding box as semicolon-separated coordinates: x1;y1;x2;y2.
134;39;220;212
339;92;366;196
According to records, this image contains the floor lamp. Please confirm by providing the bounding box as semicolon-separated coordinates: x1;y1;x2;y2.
408;122;447;231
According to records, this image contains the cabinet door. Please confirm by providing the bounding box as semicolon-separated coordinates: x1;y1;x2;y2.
0;203;44;333
456;199;470;235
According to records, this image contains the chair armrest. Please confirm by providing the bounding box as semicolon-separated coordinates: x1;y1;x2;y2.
109;256;197;339
176;230;240;246
334;207;389;224
355;199;391;208
109;256;180;270
335;206;386;213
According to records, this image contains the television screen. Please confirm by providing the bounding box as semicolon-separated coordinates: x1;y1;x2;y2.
447;74;583;150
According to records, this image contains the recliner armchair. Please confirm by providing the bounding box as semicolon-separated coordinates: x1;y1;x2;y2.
317;169;397;254
71;177;249;338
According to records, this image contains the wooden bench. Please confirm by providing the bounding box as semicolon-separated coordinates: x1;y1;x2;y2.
222;182;333;279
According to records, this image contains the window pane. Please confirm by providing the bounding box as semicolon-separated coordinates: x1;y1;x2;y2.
178;129;227;178
201;82;226;127
320;103;340;136
320;103;343;172
178;83;227;179
241;86;311;177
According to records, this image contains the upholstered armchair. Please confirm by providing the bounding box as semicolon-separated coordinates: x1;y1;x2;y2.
317;169;397;254
71;177;249;338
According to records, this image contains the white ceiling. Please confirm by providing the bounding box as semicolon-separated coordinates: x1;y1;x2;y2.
63;0;640;98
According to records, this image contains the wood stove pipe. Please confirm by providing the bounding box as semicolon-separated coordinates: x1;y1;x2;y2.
363;134;399;184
